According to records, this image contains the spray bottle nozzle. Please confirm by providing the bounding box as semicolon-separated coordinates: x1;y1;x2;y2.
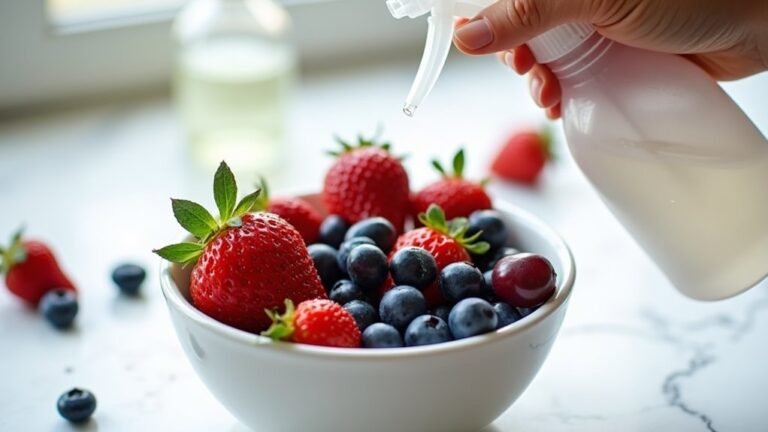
388;0;494;116
386;0;433;19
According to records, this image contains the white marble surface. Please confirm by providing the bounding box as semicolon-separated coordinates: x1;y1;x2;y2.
1;54;767;432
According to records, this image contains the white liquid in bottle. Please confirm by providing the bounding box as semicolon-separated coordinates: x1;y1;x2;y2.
553;33;768;300
175;37;295;174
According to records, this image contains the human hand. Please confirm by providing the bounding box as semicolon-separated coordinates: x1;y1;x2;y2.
453;0;768;119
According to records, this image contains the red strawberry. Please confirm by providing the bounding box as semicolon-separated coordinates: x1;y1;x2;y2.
412;149;492;221
491;128;553;184
390;205;489;306
1;229;76;307
254;178;322;244
154;162;326;333
263;299;361;348
323;136;410;232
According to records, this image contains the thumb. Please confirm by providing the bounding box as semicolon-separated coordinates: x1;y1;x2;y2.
454;0;599;54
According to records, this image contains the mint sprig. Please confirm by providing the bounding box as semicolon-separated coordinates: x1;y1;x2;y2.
153;161;262;265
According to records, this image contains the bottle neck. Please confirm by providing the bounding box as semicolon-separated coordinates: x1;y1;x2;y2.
543;32;614;84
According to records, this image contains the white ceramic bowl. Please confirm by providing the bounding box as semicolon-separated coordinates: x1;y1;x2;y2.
160;196;575;432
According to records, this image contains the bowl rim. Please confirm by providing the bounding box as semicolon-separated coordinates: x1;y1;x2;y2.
159;199;576;359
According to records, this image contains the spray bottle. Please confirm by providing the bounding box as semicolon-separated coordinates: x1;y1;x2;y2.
388;0;768;300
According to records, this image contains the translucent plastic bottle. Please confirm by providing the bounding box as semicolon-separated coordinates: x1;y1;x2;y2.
389;1;768;300
173;0;296;175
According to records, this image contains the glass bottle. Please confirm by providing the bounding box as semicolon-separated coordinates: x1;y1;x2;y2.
173;0;296;175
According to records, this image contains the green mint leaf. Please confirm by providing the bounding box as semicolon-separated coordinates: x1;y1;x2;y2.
153;242;204;263
452;148;465;177
233;189;262;217
171;199;219;239
213;161;237;222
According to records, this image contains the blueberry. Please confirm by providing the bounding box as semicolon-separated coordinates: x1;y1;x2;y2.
329;280;366;305
481;270;498;301
307;244;344;290
493;302;522;329
467;210;509;250
379;286;427;333
404;315;453;346
343;300;379;332
337;237;376;274
473;246;521;272
111;263;146;296
344;217;397;253
518;304;541;318
431;305;451;323
448;298;498;339
390;247;437;290
439;262;484;304
346;244;388;291
57;388;96;423
318;215;349;248
39;289;78;329
362;323;404;348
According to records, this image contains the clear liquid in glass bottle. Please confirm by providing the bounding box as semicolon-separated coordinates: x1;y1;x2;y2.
173;0;296;175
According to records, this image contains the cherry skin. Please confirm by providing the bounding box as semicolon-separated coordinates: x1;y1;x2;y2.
491;253;556;307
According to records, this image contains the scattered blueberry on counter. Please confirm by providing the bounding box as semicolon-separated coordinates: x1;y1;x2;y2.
111;263;146;296
57;388;96;423
39;289;78;329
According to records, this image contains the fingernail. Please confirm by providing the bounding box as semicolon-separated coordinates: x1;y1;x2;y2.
530;76;543;107
455;18;493;50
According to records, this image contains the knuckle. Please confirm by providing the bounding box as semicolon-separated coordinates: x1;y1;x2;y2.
504;0;544;29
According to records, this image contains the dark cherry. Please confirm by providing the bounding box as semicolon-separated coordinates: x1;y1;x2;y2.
491;253;556;307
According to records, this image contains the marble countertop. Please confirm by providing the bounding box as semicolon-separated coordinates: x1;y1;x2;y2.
1;55;767;432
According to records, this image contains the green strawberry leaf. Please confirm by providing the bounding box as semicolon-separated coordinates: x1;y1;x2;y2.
153;242;204;264
213;161;237;222
448;217;469;238
233;188;262;218
464;241;490;255
452;148;465;177
262;299;296;341
431;160;447;176
172;199;219;239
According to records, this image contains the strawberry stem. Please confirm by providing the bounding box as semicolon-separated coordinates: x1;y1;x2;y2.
262;299;296;341
0;226;26;274
328;132;396;157
418;204;490;255
153;161;262;265
539;125;556;161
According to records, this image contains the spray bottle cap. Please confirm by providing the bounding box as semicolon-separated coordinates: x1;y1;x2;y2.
388;0;594;115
